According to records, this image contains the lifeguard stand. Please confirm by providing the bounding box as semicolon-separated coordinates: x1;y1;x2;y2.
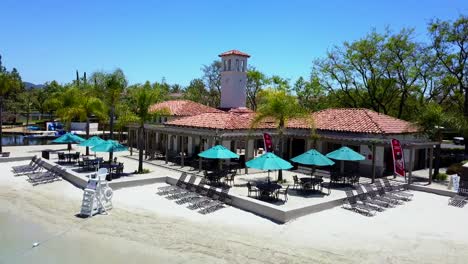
80;168;113;217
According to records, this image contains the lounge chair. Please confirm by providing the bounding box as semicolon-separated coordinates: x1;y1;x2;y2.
187;186;217;210
381;178;413;199
157;173;188;194
342;189;376;216
166;175;197;200
362;184;400;206
247;182;259;198
12;156;38;173
198;188;230;214
13;158;41;175
355;185;388;211
375;178;413;201
374;180;409;202
448;181;468;208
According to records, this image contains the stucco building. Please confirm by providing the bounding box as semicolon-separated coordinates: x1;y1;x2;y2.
128;50;437;182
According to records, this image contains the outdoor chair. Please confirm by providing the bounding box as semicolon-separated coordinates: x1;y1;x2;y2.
73;152;80;162
350;174;360;185
381;178;413;199
58;152;66;163
375;180;409;202
157;173;188;195
13;157;40;175
276;185;289;203
167;175;197;200
19;160;45;176
224;172;235;186
355;186;388;211
27;165;63;186
247;182;259;198
361;184;399;207
187;186;217;210
292;175;301;189
198;189;230;214
448;181;468;208
342;189;377;216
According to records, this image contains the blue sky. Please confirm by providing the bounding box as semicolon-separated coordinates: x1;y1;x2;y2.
1;0;466;86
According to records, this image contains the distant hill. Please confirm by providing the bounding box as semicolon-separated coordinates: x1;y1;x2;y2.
23;82;45;89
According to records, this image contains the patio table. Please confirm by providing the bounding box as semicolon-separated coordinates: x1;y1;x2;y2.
300;177;323;191
256;182;281;200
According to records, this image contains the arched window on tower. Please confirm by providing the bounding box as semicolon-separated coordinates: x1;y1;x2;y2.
228;59;231;71
223;60;227;71
242;60;246;72
236;59;240;71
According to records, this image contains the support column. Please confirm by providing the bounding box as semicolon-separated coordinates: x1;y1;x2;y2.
429;146;434;184
181;136;185;167
199;136;203;172
288;138;293;159
129;129;133;156
165;134;169;164
408;147;414;184
187;136;194;156
245;138;254;174
371;143;376;183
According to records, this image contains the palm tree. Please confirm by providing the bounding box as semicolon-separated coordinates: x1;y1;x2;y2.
78;88;105;155
251;89;312;181
0;57;22;153
129;82;169;173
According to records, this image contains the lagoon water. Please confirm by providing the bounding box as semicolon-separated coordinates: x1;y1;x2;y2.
1;135;54;146
0;210;160;264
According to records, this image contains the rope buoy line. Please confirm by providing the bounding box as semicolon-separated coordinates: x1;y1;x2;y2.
0;216;93;264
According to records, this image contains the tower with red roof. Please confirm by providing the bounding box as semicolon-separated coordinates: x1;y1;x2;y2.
218;50;250;109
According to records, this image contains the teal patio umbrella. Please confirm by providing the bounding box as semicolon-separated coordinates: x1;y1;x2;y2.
291;149;335;178
326;147;365;161
246;152;293;180
326;146;365;174
198;145;239;159
291;149;335;166
79;136;105;147
79;136;105;156
91;140;128;163
52;132;85;153
198;145;239;172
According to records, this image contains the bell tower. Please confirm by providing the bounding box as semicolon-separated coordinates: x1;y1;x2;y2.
219;50;250;109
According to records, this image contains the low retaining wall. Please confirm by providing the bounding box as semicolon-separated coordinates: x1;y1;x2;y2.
39;159;88;189
109;177;166;190
0;156;35;163
408;184;456;197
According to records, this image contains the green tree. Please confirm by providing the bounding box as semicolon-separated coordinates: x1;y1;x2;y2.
294;75;327;111
429;15;468;154
251;89;311;181
246;68;268;110
128;82;169;173
202;60;222;107
184;78;208;103
0;55;22;152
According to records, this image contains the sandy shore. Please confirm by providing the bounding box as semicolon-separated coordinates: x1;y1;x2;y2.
1;157;468;263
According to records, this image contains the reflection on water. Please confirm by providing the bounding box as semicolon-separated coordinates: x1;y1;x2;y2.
1;135;55;146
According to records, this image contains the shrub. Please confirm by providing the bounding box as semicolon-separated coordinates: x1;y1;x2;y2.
435;173;448;181
446;163;462;175
133;168;151;174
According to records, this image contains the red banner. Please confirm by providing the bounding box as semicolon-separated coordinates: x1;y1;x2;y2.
391;139;405;177
263;133;273;152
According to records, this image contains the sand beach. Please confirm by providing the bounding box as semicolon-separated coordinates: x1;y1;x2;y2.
1;145;468;264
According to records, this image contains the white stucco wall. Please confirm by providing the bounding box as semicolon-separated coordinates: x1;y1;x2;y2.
220;55;247;109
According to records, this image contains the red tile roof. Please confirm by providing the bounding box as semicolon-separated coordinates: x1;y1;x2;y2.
164;105;419;134
308;108;419;134
218;50;251;58
166;112;254;130
149;100;222;116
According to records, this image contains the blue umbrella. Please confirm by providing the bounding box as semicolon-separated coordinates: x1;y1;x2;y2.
198;145;239;159
52;132;85;153
246;152;293;180
291;149;335;166
79;136;105;147
326;147;365;161
91;140;128;153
